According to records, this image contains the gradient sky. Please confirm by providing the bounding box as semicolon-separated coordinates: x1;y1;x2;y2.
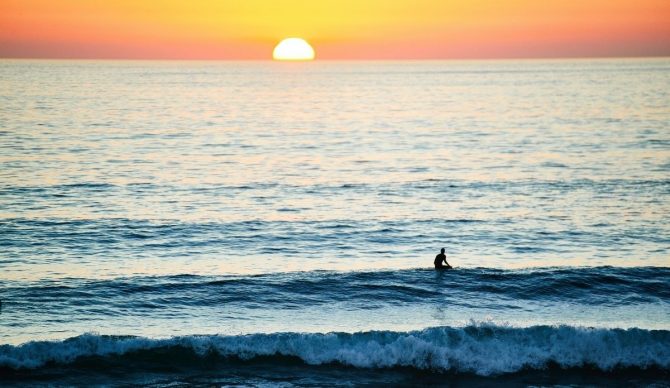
1;0;669;59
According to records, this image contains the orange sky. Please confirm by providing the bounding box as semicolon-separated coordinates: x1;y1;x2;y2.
1;0;669;59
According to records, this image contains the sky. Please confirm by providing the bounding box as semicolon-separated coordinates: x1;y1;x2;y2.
1;0;669;60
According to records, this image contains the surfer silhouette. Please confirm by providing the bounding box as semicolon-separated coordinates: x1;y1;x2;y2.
434;248;452;269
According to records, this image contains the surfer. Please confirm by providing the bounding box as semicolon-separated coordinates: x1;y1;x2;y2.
434;248;452;269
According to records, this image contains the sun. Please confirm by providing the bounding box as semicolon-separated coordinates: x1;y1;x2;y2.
273;38;315;61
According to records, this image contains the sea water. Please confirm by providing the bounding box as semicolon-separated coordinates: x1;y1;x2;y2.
1;59;669;385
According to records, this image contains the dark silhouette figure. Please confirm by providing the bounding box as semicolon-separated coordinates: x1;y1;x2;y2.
434;248;452;269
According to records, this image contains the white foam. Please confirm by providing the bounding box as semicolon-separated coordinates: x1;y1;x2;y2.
1;324;669;375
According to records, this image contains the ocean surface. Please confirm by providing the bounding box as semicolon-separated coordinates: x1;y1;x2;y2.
1;58;669;386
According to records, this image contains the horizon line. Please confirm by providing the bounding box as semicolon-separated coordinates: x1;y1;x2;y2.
2;55;670;62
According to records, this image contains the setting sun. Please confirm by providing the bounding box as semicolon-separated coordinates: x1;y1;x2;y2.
273;38;315;61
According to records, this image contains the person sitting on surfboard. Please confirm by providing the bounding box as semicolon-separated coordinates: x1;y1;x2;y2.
434;248;452;269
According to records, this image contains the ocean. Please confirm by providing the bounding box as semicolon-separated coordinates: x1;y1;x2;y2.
1;58;669;386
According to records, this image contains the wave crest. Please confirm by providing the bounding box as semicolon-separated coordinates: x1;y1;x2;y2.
2;324;669;376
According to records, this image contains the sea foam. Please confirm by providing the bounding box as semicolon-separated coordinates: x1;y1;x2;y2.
2;324;669;375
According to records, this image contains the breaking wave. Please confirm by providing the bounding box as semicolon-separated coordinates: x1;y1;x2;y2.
2;324;669;376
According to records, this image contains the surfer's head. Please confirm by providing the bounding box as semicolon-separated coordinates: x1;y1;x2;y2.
440;248;445;254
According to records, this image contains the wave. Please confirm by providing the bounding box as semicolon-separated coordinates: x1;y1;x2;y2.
2;324;669;376
5;267;669;312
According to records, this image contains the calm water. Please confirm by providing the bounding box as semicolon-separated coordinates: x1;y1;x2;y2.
1;59;669;385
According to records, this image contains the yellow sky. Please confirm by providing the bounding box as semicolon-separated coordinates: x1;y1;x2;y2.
1;0;669;59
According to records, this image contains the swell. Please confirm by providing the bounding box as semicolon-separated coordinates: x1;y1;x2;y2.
1;324;669;376
4;267;669;313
